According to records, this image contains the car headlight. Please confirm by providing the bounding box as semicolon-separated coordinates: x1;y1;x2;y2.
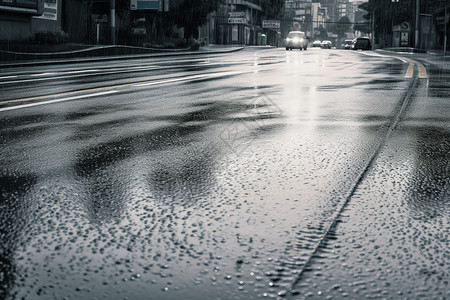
299;38;304;43
286;38;291;42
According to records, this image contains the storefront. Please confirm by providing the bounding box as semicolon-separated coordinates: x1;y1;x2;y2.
0;0;43;40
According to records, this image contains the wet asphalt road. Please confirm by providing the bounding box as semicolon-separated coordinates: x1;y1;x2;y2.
0;48;449;299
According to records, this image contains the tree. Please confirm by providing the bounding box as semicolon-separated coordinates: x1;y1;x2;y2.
353;23;371;35
335;16;351;38
172;0;218;39
314;25;328;40
261;0;285;19
357;0;414;47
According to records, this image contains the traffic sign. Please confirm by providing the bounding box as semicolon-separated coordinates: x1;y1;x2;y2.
130;0;159;10
263;20;280;29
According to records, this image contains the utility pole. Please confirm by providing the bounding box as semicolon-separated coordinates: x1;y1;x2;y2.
110;0;116;45
372;10;375;48
445;7;447;56
415;0;419;48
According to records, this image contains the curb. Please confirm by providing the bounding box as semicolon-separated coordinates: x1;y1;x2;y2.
375;48;450;62
375;47;448;57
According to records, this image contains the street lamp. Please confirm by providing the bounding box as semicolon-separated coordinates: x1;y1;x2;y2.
110;0;116;45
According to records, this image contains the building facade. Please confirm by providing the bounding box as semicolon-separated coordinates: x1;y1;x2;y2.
285;0;312;35
0;0;65;41
212;0;264;45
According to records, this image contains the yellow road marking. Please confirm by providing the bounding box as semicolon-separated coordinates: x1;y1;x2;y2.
417;63;428;79
405;62;415;78
358;51;428;79
402;57;428;79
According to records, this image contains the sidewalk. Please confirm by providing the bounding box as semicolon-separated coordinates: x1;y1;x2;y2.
376;48;450;72
0;44;246;68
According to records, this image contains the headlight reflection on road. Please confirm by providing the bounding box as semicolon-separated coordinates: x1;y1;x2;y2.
285;53;303;66
253;54;259;73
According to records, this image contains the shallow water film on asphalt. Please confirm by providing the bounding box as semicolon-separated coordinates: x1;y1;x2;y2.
1;44;449;300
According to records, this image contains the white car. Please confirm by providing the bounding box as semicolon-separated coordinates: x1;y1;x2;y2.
285;31;308;51
312;40;322;47
321;40;332;49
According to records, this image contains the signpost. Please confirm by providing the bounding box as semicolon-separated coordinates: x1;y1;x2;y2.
262;20;280;29
445;7;448;56
400;22;409;46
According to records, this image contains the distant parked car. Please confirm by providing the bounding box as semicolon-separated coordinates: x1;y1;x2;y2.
343;39;353;50
321;40;332;49
285;31;308;50
313;40;322;47
352;37;372;50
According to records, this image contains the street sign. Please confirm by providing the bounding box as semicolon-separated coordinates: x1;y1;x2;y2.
228;17;247;24
130;0;159;10
228;11;244;17
400;22;410;30
401;32;409;46
262;20;280;29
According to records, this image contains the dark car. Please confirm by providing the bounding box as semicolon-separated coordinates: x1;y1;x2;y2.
351;37;372;50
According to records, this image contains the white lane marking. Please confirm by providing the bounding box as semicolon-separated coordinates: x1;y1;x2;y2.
0;70;98;82
134;71;242;87
0;90;117;112
0;70;243;106
30;72;57;76
134;74;208;87
64;69;100;74
0;64;179;85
